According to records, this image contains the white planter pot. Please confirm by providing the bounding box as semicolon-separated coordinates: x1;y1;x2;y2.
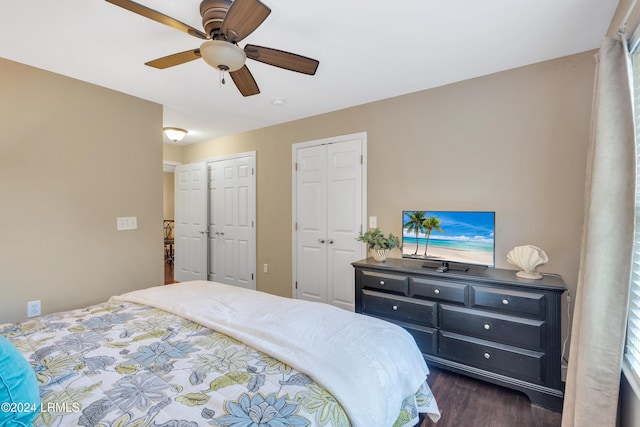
371;248;390;262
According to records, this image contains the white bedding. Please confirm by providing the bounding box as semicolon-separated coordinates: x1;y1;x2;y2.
111;280;437;426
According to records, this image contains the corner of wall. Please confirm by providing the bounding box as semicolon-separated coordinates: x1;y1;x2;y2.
163;142;185;164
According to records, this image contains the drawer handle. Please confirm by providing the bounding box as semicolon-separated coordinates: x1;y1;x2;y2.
434;289;440;295
483;352;491;359
502;299;509;305
379;280;385;286
483;323;491;330
392;305;398;311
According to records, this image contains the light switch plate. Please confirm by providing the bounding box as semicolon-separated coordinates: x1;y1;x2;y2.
117;216;138;231
369;216;377;228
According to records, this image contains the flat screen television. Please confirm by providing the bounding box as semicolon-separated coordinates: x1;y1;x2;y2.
401;211;495;271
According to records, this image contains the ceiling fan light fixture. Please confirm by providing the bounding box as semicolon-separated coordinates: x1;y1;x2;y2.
200;40;246;72
164;127;188;143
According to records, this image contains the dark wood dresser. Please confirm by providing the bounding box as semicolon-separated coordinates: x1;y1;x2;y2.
353;257;567;411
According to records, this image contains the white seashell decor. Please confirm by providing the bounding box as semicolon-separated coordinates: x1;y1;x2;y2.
506;245;548;280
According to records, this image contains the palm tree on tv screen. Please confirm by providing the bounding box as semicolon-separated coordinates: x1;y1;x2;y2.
403;211;427;255
423;216;444;256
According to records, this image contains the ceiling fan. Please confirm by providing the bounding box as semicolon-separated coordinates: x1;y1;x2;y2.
105;0;319;96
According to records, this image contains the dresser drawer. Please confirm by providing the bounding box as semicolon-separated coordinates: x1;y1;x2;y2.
439;331;545;383
470;286;545;318
360;270;409;295
411;277;467;304
440;305;545;350
403;323;437;355
362;290;436;327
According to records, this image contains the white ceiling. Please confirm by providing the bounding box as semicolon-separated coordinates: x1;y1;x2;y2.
0;0;618;145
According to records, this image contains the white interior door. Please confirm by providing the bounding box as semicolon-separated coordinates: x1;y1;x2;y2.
208;153;256;289
293;133;366;311
295;145;328;303
326;140;363;311
174;162;208;282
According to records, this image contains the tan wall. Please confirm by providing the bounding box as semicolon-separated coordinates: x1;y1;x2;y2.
181;50;596;344
162;144;180;221
0;58;164;324
163;143;183;164
163;172;174;220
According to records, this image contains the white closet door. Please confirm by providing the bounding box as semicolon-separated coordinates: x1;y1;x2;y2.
208;161;223;283
174;162;208;282
326;140;362;311
295;145;328;303
208;154;256;289
293;133;366;311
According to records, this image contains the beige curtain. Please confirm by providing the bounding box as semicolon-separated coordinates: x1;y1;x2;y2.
562;35;635;426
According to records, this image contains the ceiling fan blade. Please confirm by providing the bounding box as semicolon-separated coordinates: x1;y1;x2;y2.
245;45;319;75
230;65;260;96
145;49;201;69
220;0;271;42
105;0;207;39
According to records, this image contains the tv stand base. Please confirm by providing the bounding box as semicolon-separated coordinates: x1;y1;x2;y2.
424;261;469;273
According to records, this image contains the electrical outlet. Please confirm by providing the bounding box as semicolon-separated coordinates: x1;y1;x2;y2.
27;300;41;318
263;264;268;273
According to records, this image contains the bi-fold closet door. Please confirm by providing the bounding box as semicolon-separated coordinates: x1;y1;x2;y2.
293;133;366;311
174;152;256;289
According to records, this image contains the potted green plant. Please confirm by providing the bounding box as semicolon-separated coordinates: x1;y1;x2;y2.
357;227;400;262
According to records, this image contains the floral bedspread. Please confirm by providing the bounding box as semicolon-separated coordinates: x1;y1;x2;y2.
0;301;437;427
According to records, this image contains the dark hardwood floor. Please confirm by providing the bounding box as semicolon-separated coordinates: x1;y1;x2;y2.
164;261;177;284
423;367;562;427
164;263;560;426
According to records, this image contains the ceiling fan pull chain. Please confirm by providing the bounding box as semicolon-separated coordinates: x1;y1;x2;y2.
218;66;228;87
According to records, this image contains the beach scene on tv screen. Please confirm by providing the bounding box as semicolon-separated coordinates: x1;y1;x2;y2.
402;211;495;266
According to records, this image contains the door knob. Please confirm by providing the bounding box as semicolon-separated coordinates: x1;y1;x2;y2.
328;239;334;244
318;239;326;243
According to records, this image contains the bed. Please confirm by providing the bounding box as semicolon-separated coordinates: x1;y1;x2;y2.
0;281;440;426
